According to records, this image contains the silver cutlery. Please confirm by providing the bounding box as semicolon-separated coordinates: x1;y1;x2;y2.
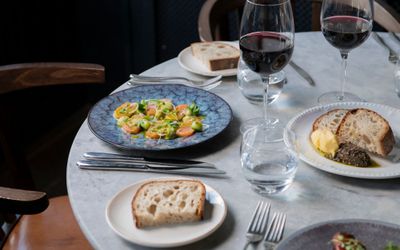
289;61;316;86
390;32;400;45
264;212;287;249
372;32;399;64
83;152;215;168
244;201;271;250
77;160;226;175
128;74;222;90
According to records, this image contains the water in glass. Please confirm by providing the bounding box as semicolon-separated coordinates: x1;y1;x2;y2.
240;127;298;195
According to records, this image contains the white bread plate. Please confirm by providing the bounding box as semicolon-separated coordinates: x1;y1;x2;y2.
105;177;227;247
177;41;238;77
284;102;400;179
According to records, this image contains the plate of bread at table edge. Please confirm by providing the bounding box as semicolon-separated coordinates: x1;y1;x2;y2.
178;41;239;77
106;177;227;248
284;102;400;179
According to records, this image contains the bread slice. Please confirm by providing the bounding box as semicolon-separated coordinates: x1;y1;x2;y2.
191;42;239;71
131;179;206;228
312;109;349;134
336;108;395;156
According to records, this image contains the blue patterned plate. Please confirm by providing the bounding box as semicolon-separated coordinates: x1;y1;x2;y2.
88;84;233;150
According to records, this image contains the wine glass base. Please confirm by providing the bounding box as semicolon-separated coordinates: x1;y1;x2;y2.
317;91;364;104
240;117;284;142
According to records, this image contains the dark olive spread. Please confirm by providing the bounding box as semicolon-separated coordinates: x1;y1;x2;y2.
332;143;372;168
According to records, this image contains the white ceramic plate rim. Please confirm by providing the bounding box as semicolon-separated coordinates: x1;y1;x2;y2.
105;177;227;248
284;102;400;179
177;41;238;77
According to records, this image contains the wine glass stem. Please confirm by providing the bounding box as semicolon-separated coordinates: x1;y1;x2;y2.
339;52;349;101
262;75;270;126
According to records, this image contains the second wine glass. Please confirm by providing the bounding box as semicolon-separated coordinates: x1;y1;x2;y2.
318;0;373;103
239;0;294;139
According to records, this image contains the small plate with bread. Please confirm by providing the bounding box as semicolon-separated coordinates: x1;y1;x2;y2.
178;41;239;77
284;102;400;179
106;177;227;247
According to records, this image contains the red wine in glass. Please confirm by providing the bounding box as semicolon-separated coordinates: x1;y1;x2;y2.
322;16;371;51
240;32;294;75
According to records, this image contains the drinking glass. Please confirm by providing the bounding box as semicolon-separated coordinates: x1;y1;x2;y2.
318;0;373;103
240;126;298;195
239;0;294;139
237;57;286;104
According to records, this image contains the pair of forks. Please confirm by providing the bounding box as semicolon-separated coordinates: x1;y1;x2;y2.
128;74;222;91
244;201;286;250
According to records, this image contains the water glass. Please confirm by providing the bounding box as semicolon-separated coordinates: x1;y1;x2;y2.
236;57;286;104
240;126;298;196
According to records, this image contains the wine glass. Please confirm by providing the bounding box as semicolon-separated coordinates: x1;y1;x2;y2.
239;0;294;138
318;0;373;103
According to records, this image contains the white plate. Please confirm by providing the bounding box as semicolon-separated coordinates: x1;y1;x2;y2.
177;41;238;77
106;177;227;248
284;102;400;179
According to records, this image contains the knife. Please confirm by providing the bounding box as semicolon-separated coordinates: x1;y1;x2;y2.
372;32;399;64
76;160;226;175
83;152;215;168
390;32;400;45
289;61;316;86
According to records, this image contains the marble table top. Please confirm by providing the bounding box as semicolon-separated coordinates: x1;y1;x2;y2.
67;32;400;249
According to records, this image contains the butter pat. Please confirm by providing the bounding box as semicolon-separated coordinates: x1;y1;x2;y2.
310;129;339;157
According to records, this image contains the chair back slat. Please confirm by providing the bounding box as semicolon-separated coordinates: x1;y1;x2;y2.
0;63;105;95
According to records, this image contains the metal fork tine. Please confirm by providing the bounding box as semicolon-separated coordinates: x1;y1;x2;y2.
264;212;276;241
270;213;284;241
254;202;268;232
257;203;271;233
203;75;222;85
247;201;262;232
275;213;286;241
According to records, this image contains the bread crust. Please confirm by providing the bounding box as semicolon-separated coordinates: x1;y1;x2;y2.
191;42;239;71
312;109;348;133
131;179;206;228
336;108;395;156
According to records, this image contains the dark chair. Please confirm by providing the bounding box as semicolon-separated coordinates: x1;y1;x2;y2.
198;0;400;42
0;186;92;249
0;62;104;249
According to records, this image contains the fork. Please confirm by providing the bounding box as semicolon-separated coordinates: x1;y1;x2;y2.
244;201;271;250
264;212;287;250
372;32;399;64
128;74;222;90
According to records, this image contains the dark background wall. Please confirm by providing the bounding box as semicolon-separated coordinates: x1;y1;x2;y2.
1;0;398;93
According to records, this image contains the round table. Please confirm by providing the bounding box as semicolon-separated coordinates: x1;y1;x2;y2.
67;32;400;249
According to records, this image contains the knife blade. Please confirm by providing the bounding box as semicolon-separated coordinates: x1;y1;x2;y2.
289;61;316;86
76;160;226;175
390;32;400;44
372;32;399;64
83;152;215;168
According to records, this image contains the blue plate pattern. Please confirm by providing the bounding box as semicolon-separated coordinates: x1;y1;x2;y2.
88;84;233;150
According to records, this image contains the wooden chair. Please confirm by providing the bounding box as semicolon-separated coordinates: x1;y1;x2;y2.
198;0;400;42
0;186;92;249
0;62;104;249
0;62;105;189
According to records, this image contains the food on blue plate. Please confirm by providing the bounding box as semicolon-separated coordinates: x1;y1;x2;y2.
113;99;203;139
131;179;206;228
311;108;395;167
331;232;366;250
191;42;239;71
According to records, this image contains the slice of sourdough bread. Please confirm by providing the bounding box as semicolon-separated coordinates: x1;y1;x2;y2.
312;109;349;134
336;108;395;156
191;42;239;71
131;179;206;228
